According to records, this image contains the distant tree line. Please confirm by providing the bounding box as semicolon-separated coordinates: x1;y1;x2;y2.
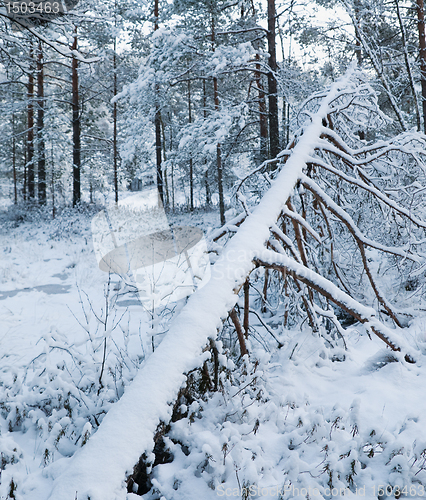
0;0;425;220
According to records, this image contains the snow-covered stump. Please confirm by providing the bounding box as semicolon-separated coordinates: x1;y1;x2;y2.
46;68;418;500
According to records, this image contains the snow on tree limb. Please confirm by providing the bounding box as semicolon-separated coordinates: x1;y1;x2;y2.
254;249;416;362
0;11;99;63
306;154;426;229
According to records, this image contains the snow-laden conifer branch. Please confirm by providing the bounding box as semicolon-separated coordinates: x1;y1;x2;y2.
209;211;246;242
305;156;426;230
0;12;99;63
300;175;421;263
282;205;321;243
314;132;426;170
254;249;415;362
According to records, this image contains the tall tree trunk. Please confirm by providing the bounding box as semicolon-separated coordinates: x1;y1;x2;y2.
203;79;210;207
12;112;17;204
212;15;225;225
214;82;225;225
160;116;169;205
23;151;27;201
113;38;119;203
164;166;169;206
267;0;280;159
155;110;163;204
188;80;194;211
255;53;268;161
353;0;363;66
417;0;426;133
155;109;164;203
395;0;420;131
171;161;175;210
276;15;289;147
204;169;210;207
169;125;174;209
37;41;46;204
154;0;164;205
51;145;55;218
27;45;35;200
72;28;81;207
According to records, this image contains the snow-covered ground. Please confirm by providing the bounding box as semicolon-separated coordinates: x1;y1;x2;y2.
0;203;219;498
1;202;426;500
139;326;426;500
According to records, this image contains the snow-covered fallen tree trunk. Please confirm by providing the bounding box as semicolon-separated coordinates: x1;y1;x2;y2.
47;68;415;500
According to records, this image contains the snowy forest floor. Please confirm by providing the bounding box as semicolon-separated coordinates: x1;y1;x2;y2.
1;201;426;499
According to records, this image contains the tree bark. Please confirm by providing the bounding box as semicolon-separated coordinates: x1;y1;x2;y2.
12;112;17;204
155;111;163;205
169;126;174;209
243;279;249;338
255;53;268;161
394;0;420;131
72;28;81;207
27;45;35;200
51;146;55;218
23;151;27;201
113;37;118;203
417;0;426;133
37;41;46;204
353;0;363;66
276;14;289;147
154;0;164;206
188;80;194;211
267;0;280;159
212;15;225;225
229;308;248;357
203;79;210;207
160;116;168;204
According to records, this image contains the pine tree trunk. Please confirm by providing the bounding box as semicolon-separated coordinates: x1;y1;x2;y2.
72;28;81;207
243;279;249;338
353;0;363;66
276;15;289;147
155;111;163;204
203;79;210;207
160;116;169;205
171;161;175;210
27;46;35;200
267;0;280;160
395;0;420;131
113;39;118;203
188;80;194;211
417;0;426;133
154;0;164;206
51;146;55;218
23;151;27;201
255;53;268;161
212;15;225;225
37;41;46;204
164;167;169;206
12;112;17;204
169;126;174;209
